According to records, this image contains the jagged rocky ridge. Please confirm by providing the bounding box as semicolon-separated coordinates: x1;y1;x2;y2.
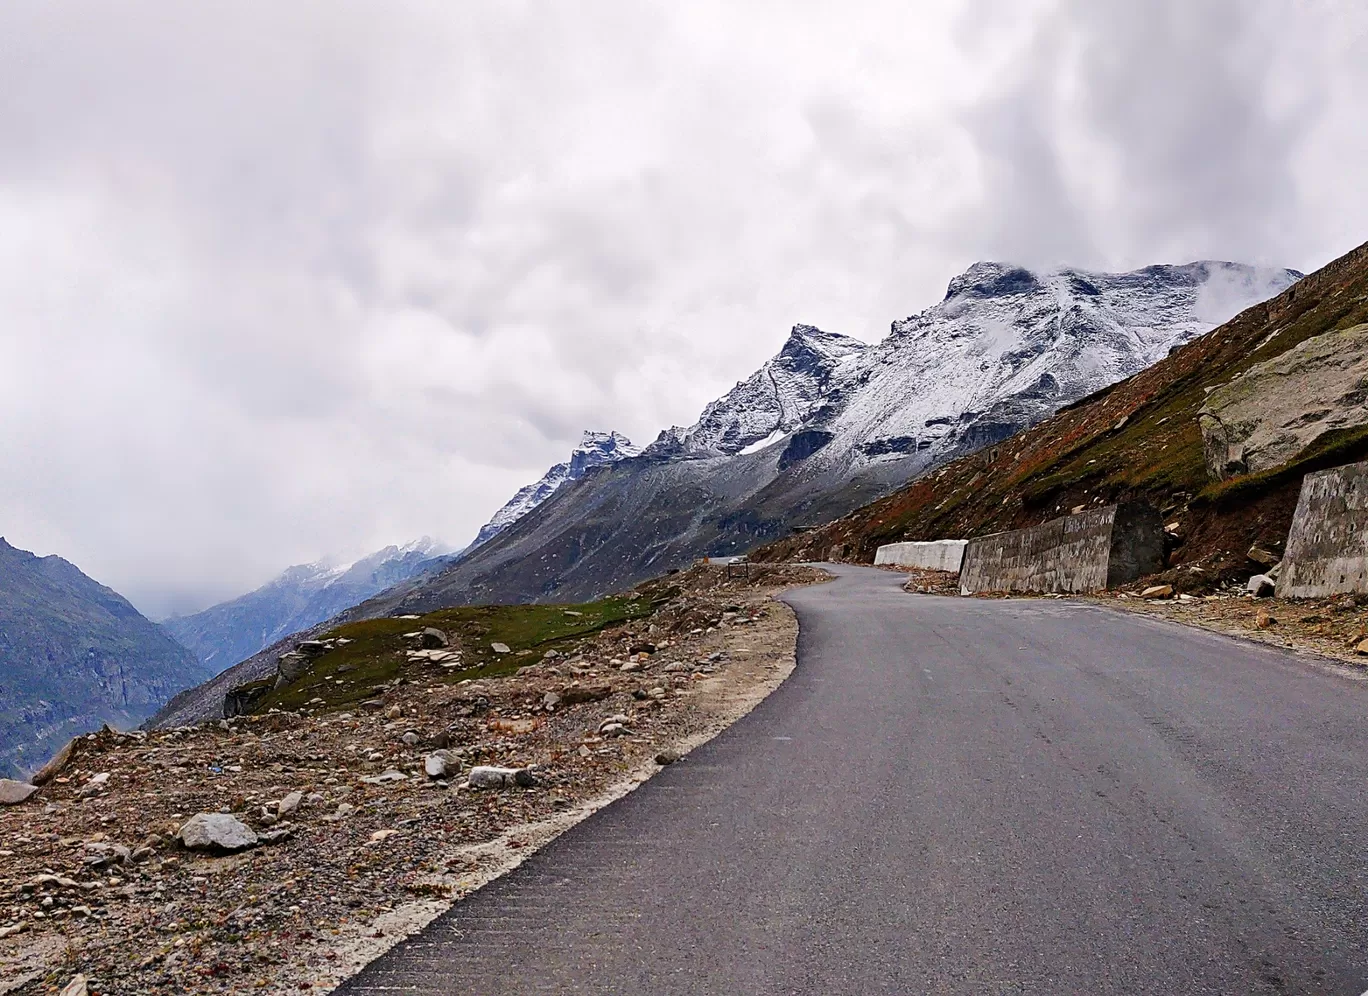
161;539;454;675
153;258;1300;726
469;431;641;549
0;538;209;777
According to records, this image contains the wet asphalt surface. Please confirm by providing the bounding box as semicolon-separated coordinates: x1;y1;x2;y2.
337;564;1368;995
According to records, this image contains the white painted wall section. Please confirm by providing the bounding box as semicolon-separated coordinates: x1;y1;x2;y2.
873;540;967;572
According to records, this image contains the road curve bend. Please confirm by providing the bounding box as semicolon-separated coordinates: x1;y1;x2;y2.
337;564;1368;995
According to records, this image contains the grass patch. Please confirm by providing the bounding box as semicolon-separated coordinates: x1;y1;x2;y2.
255;594;656;713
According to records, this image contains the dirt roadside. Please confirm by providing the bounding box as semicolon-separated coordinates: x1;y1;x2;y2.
0;564;825;995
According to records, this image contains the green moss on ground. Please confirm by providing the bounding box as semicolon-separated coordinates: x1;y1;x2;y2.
255;594;656;713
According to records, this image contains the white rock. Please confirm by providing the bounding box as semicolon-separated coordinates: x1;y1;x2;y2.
277;791;303;816
424;754;448;779
59;975;88;996
491;642;512;654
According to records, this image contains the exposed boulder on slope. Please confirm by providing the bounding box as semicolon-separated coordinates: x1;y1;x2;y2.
1198;323;1368;480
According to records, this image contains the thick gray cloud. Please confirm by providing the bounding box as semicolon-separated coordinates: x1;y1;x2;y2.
0;0;1364;616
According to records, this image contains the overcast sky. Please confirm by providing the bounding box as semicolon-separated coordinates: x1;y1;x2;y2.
2;1;1366;617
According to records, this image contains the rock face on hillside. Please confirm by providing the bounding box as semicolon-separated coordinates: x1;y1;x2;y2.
0;538;209;778
1198;323;1368;479
469;431;641;550
161;539;452;675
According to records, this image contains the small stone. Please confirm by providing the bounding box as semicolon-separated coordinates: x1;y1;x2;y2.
1247;574;1276;598
361;770;408;785
1354;638;1368;656
1247;545;1280;567
542;691;562;710
368;829;400;844
59;975;88;996
385;705;403;720
1255;609;1277;630
512;767;538;788
401;732;420;747
424;754;448;779
491;642;512;655
1141;585;1174;600
0;778;39;806
277;791;303;816
178;813;258;854
467;765;520;789
619;661;643;673
655;749;682;766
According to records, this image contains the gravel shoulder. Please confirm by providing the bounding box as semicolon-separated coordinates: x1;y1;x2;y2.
0;564;823;995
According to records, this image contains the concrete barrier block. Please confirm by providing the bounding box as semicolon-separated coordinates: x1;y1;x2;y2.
873;540;968;572
959;503;1162;595
1277;460;1368;598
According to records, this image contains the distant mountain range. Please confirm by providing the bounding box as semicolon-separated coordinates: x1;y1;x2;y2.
150;256;1301;728
160;538;454;674
0;538;209;778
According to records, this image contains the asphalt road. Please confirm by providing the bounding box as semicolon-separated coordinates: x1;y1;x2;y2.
338;564;1368;995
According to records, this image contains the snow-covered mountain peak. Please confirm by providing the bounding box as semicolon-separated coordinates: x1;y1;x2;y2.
470;429;640;549
943;262;1044;301
642;324;868;460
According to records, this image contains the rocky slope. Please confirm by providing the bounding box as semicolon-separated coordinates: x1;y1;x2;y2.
469;431;640;550
0;564;817;995
758;240;1368;587
161;539;454;675
0;539;209;778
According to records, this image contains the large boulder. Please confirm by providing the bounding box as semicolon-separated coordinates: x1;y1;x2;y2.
0;778;39;805
178;812;259;853
1198;323;1368;480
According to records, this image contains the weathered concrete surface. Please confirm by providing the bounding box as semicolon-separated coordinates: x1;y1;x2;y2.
873;539;967;572
960;503;1163;594
1278;460;1368;598
1198;323;1368;480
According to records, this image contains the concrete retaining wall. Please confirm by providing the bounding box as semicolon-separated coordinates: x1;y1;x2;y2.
959;503;1163;594
1277;460;1368;598
873;539;967;572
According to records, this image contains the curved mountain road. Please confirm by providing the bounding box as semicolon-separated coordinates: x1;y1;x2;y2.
338;564;1368;994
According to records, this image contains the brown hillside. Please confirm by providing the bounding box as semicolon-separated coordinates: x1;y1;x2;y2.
756;239;1368;580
